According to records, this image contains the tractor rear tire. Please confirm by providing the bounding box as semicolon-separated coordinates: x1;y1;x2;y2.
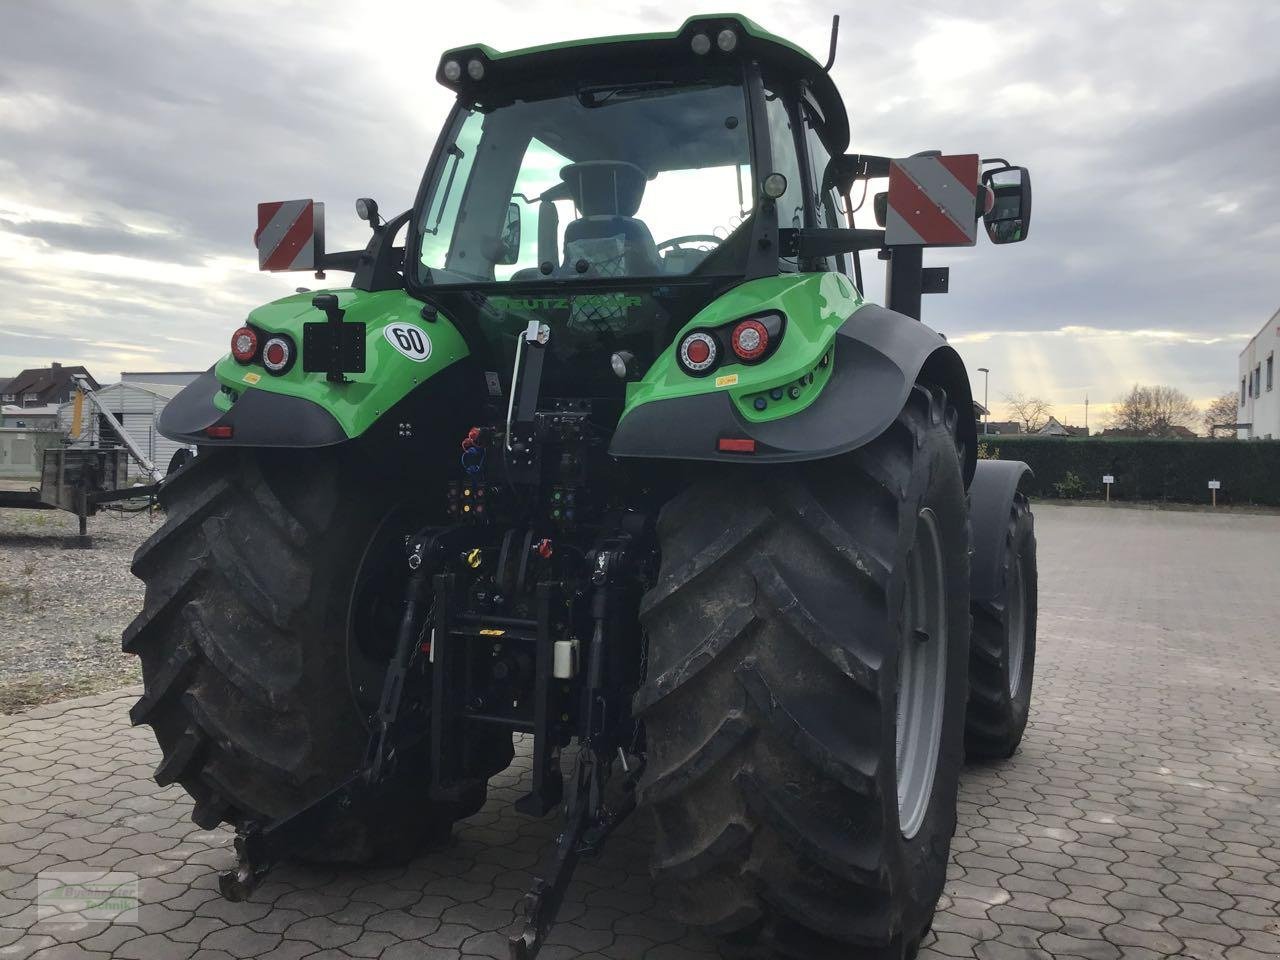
964;494;1037;760
124;447;510;862
636;385;971;959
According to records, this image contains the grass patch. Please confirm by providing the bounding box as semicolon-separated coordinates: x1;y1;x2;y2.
0;663;141;715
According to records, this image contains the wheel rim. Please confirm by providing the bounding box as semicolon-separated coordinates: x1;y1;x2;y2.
1006;553;1028;699
896;507;948;841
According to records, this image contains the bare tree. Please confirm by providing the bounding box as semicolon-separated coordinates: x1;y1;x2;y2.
1204;391;1239;438
1002;392;1053;433
1108;384;1200;437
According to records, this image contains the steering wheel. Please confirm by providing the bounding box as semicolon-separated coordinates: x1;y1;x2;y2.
656;234;724;255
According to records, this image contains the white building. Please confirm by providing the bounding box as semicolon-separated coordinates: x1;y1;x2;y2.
1237;308;1279;440
57;381;194;479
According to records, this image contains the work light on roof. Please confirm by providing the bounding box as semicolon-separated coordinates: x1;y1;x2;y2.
467;59;485;81
716;28;739;52
690;32;711;55
443;59;462;82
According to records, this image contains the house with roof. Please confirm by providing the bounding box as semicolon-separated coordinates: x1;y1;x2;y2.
1036;416;1089;437
984;421;1024;435
1;362;99;408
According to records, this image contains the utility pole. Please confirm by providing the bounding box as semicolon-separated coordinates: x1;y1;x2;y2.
977;367;990;434
1084;393;1089;435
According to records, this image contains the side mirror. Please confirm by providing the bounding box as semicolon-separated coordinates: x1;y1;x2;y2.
982;165;1031;243
497;202;521;265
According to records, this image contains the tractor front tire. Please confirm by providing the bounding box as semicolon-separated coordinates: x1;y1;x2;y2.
124;447;508;862
637;385;971;959
965;494;1037;760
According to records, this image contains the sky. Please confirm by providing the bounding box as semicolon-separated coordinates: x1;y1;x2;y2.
1;0;1278;428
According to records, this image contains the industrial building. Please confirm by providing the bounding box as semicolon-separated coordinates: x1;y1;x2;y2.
1238;307;1279;440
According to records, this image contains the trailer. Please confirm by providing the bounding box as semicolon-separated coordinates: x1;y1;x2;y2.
0;377;170;545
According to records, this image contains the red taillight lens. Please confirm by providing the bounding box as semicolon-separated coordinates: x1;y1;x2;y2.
230;326;258;363
261;336;292;374
730;319;769;361
718;437;756;453
678;331;718;375
205;425;234;439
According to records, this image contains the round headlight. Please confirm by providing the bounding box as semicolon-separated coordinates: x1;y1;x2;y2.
678;332;718;375
717;28;738;52
443;59;462;82
690;32;711;55
467;59;485;81
230;326;258;364
730;319;769;361
610;350;638;380
355;197;378;222
261;336;293;374
762;172;788;200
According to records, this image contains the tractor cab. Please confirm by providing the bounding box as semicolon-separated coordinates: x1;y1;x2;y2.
401;16;844;397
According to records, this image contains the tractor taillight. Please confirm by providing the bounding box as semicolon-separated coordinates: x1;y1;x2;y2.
730;319;768;361
261;336;293;374
678;331;718;375
231;326;258;364
206;425;233;439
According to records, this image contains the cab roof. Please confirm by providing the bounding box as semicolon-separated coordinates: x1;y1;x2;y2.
437;14;849;155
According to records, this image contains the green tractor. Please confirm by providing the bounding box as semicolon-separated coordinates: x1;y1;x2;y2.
126;15;1038;959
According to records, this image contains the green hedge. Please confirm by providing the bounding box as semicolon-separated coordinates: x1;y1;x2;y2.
982;437;1280;505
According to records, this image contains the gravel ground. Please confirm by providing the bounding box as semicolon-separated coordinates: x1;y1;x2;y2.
0;504;156;713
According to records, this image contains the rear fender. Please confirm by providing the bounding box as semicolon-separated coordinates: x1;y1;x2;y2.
969;459;1033;603
159;289;471;447
609;294;978;483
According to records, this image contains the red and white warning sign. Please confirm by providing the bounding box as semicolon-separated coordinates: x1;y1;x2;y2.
255;200;323;271
884;155;979;247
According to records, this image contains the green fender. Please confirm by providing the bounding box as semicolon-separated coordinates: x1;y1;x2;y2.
159;289;470;447
609;272;978;481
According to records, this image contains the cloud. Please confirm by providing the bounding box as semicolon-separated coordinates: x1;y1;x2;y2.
0;215;203;265
0;0;1277;413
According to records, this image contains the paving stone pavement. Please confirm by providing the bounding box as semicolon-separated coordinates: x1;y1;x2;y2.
2;503;1279;959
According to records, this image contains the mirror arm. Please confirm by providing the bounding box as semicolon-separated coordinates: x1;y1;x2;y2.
316;250;363;273
825;153;893;194
783;227;886;259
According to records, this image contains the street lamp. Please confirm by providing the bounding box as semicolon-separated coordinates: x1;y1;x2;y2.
977;367;990;434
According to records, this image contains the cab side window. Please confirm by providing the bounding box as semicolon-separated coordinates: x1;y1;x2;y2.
762;87;805;236
801;99;850;275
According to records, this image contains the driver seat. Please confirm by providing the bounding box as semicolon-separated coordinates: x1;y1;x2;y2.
560;161;661;277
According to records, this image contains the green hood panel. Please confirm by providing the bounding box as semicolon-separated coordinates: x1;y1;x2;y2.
213;289;470;440
620;272;864;427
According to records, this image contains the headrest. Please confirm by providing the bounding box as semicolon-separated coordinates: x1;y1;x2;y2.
560;161;648;217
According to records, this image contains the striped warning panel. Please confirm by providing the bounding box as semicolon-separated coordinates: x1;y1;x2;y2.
884;155;979;247
255;199;323;271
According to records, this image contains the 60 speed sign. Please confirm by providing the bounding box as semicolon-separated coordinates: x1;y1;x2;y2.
384;323;432;362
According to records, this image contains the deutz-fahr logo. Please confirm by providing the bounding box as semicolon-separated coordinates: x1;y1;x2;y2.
489;294;643;313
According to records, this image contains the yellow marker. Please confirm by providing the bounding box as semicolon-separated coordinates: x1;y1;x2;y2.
465;548;482;568
479;628;505;637
715;373;739;388
70;390;84;439
243;372;261;385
